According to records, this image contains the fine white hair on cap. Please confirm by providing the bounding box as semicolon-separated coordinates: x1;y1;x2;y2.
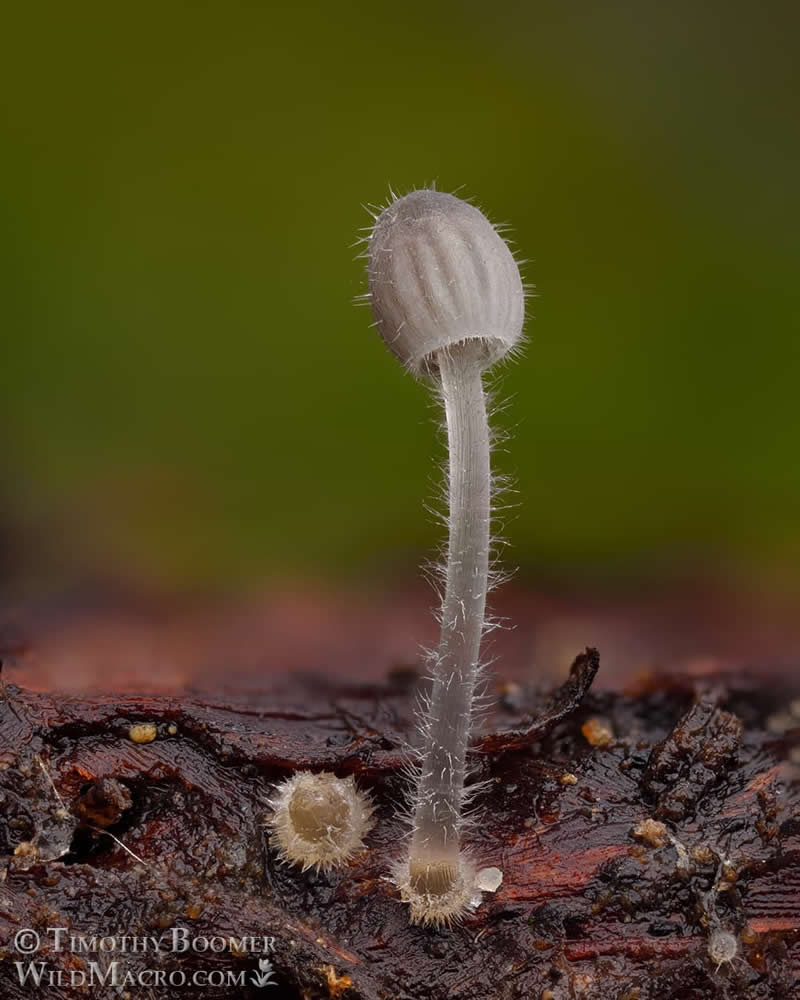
367;190;525;375
267;771;375;872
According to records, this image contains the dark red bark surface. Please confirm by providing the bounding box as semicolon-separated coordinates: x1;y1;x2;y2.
1;647;798;1000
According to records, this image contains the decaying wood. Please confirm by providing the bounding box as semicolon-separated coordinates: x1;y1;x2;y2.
0;651;798;999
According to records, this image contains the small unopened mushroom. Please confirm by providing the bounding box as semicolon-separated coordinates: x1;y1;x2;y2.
268;771;374;872
708;929;738;971
366;189;526;924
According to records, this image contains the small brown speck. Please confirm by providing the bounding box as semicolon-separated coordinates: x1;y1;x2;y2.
322;965;352;998
582;717;614;747
632;818;668;848
741;924;759;945
719;861;738;887
560;773;578;786
167;723;178;736
129;723;157;744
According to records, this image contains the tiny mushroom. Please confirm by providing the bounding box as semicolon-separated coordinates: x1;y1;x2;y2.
366;189;526;924
268;771;374;872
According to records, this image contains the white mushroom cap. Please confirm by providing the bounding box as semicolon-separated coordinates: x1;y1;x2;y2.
367;190;525;375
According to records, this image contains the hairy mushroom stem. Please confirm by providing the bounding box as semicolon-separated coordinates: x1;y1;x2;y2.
409;341;491;891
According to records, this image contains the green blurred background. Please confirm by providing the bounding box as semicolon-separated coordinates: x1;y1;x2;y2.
2;0;799;598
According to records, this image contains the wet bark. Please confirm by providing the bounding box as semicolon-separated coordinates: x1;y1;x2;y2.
0;652;798;999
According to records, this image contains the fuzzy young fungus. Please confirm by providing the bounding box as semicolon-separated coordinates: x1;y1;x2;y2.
708;929;738;971
268;771;374;872
366;189;525;924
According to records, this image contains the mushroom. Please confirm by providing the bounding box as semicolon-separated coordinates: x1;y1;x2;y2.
366;189;526;924
268;771;375;872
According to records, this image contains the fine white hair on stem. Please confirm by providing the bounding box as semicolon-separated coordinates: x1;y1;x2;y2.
365;187;526;925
